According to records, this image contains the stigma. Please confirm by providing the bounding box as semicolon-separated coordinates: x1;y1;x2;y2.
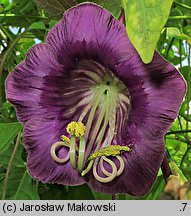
50;60;131;183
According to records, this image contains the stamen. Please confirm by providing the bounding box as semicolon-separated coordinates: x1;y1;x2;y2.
81;145;130;182
115;155;125;176
119;93;131;105
66;121;86;137
67;121;77;136
51;141;70;163
75;122;86;137
78;102;92;122
77;89;105;124
83;70;102;83
85;91;102;137
91;94;110;153
66;95;93;118
85;101;107;157
78;137;86;172
93;157;117;183
69;136;77;168
100;155;125;176
61;134;79;152
100;157;111;176
67;121;86;170
81;160;94;176
60;135;70;144
102;103;117;147
88;145;130;161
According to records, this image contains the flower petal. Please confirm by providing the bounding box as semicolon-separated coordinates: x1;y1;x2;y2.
6;43;66;123
46;3;135;71
116;51;186;140
24;119;84;185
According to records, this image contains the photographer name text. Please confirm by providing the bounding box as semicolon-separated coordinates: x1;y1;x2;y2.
2;202;116;213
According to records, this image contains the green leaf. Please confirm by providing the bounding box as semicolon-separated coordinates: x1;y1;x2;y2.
35;0;77;19
14;171;40;200
89;0;121;18
166;27;191;45
69;0;122;18
0;167;25;199
122;0;173;63
0;141;25;168
48;20;58;29
0;122;23;153
28;21;46;30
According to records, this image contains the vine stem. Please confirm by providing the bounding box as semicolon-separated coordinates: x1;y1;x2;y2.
161;153;172;182
0;14;49;19
166;130;191;135
2;132;21;200
168;16;191;20
165;38;174;59
173;1;191;10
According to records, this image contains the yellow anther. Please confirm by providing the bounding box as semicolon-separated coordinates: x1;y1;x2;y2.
88;145;130;161
66;121;86;137
60;135;70;143
75;122;86;137
66;121;77;136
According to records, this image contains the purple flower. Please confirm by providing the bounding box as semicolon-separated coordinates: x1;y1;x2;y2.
6;3;186;196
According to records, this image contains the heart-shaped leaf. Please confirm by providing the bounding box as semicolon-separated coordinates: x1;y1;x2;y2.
35;0;77;19
122;0;173;63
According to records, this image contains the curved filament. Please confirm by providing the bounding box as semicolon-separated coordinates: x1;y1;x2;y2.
51;141;70;163
100;157;112;176
100;155;125;177
93;157;117;183
116;156;125;176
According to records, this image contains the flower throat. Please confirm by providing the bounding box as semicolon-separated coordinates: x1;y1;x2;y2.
51;60;131;183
